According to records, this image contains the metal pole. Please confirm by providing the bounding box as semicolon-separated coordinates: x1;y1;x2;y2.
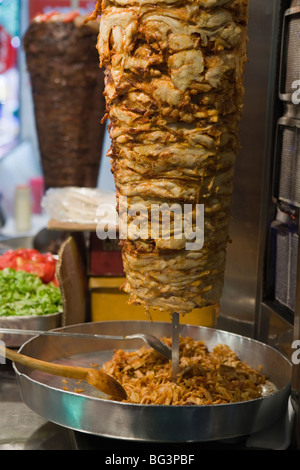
171;313;180;381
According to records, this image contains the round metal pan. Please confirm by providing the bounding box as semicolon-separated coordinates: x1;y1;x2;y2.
13;321;292;442
0;312;62;347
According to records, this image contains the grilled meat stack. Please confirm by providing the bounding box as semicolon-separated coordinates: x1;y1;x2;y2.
95;0;248;315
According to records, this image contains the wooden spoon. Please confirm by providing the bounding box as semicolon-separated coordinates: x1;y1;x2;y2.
1;345;127;401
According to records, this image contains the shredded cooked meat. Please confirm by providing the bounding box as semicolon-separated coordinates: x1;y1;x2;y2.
102;336;268;405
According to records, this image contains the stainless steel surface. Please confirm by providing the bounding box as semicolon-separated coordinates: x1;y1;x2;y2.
0;365;73;450
255;0;297;357
125;333;171;360
271;222;298;311
0;365;291;451
291;221;300;448
0;313;62;348
219;0;281;337
171;313;180;381
13;321;291;443
0;236;34;253
279;2;300;101
0;327;171;360
277;121;300;208
258;302;294;359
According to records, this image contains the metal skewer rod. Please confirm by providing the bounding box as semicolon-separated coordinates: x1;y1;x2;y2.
0;328;172;360
171;312;180;381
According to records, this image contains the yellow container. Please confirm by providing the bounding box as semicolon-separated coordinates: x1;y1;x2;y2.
90;277;218;327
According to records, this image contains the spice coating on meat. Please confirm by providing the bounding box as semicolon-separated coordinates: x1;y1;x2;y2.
95;0;248;315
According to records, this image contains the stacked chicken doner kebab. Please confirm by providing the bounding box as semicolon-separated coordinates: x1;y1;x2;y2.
91;0;248;318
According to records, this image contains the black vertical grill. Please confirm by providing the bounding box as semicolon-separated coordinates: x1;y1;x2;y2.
271;0;300;314
284;14;300;95
278;123;300;207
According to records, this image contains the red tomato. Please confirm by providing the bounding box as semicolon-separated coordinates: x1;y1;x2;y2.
40;260;56;284
0;251;15;269
0;248;59;285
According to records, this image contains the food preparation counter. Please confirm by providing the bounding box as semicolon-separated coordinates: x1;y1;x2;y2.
0;361;73;450
0;358;295;452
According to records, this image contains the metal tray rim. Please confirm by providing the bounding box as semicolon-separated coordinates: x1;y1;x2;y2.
0;311;61;321
15;321;292;407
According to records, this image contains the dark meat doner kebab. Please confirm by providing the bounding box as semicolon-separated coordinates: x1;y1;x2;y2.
24;11;106;189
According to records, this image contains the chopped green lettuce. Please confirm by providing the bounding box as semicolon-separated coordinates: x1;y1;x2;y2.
0;268;63;317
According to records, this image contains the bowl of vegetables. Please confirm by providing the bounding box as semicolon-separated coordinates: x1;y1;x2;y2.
0;248;63;347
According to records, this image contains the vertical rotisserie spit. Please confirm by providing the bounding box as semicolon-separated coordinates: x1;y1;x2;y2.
93;0;249;317
24;11;106;189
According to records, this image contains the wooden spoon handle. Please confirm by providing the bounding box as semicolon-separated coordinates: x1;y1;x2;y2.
0;344;127;400
2;345;88;381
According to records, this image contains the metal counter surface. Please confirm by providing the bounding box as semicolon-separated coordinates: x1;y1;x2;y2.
0;361;294;451
0;361;73;450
